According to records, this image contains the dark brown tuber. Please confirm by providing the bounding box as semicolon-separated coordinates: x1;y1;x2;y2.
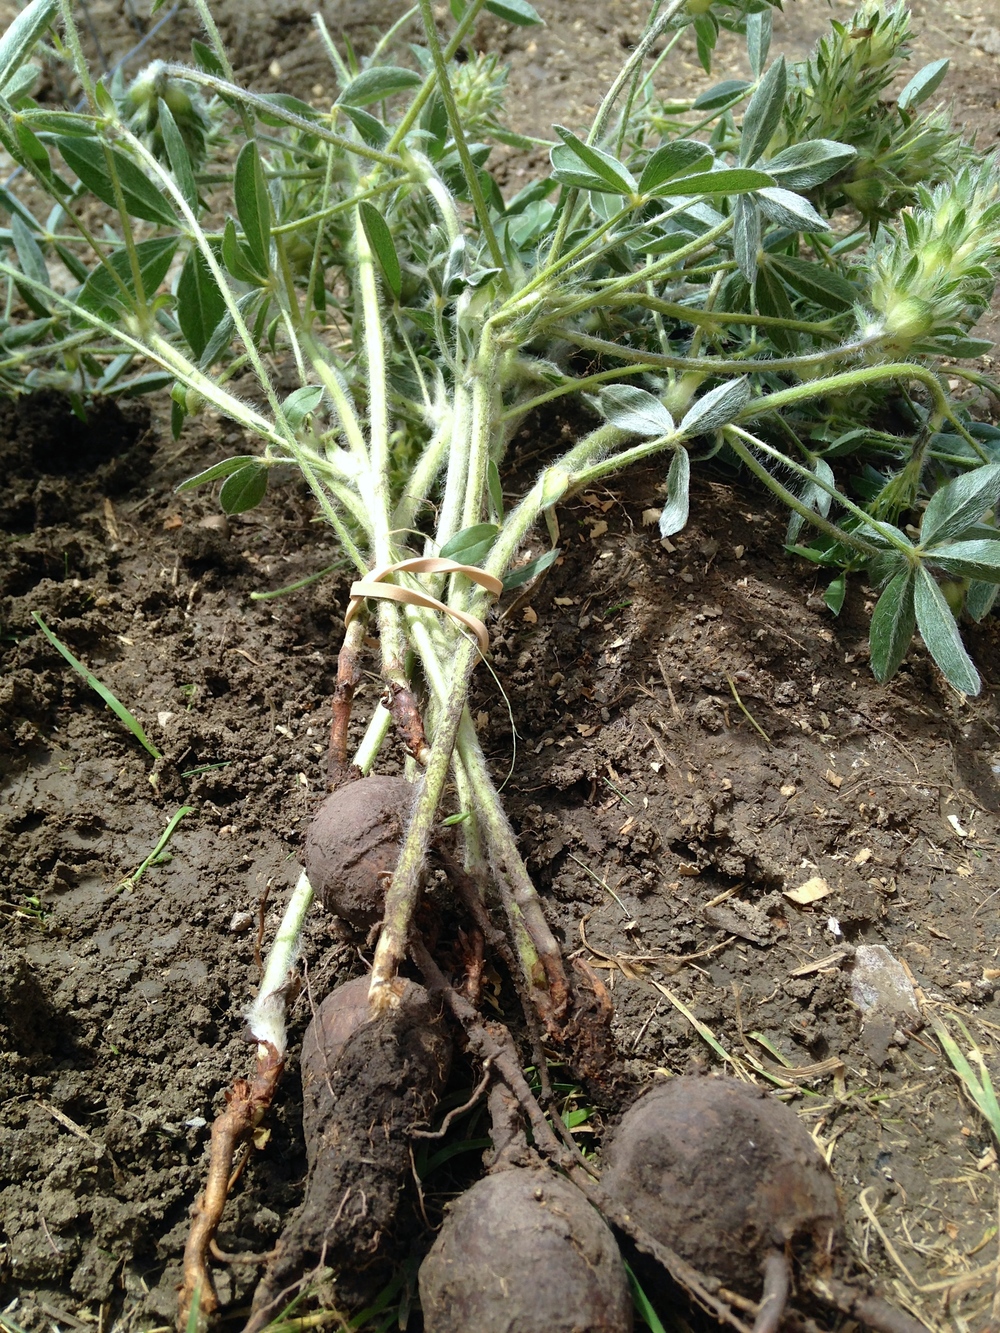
299;975;372;1164
419;1167;633;1333
246;980;451;1330
304;774;414;929
603;1076;838;1333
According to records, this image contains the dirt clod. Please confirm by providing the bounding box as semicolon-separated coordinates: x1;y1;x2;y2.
304;775;415;929
419;1167;633;1333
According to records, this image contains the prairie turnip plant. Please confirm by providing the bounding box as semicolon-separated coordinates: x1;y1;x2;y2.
3;0;1000;1316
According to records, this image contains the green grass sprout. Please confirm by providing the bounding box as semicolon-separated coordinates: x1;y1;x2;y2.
118;805;195;891
32;611;162;759
930;1012;1000;1144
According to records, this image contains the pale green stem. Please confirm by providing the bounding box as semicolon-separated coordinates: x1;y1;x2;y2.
353;704;393;774
246;869;314;1056
415;0;506;277
588;0;687;145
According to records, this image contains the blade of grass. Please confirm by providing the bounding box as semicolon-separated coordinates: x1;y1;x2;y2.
118;805;195;890
32;611;162;758
626;1262;671;1333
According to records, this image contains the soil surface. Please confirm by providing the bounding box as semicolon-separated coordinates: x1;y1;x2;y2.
4;2;1000;1332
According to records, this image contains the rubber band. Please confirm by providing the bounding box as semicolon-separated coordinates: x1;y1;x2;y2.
345;557;502;654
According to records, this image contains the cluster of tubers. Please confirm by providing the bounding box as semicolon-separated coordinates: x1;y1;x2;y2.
240;776;925;1333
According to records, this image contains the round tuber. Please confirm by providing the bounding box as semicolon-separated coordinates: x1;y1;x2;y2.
419;1167;633;1333
602;1075;839;1330
299;975;372;1166
304;774;414;929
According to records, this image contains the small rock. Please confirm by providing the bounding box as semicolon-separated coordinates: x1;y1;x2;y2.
849;944;919;1067
970;27;1000;55
229;909;254;933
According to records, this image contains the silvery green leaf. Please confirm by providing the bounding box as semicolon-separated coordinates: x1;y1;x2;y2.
914;566;980;695
553;126;636;196
598;384;674;437
337;65;422;107
898;58;949;111
787;458;835;543
921;463;1000;547
967;580;999;622
739;57;786;166
283;384;324;429
869;567;915;683
680;378;751;437
746;9;771;78
10;213;48;289
659;448;690;538
925;538;1000;582
0;0;56;92
733;194;760;283
757;186;829;232
765;139;856;189
692;79;751;111
638;140;714;196
2;61;39;100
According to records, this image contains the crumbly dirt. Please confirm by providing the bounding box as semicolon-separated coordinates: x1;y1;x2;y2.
3;2;1000;1332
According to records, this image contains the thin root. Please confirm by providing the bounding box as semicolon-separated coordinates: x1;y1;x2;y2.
177;1042;284;1331
754;1250;790;1333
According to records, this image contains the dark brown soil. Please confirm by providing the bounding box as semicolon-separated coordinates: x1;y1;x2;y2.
3;3;1000;1332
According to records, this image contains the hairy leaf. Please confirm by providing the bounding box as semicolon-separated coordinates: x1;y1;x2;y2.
598;384;674;437
659;447;690;538
898;58;949;111
234;141;270;277
921;463;1000;547
553;126;636;196
0;0;56;93
219;461;268;514
337;65;422;107
283;384;324;429
765;139;856;189
176;455;259;492
638;141;713;196
926;538;1000;582
869;567;915;683
359;200;402;300
56;137;176;225
914;566;980;695
77;237;178;320
680;378;751;436
740;57;786;166
176;247;226;359
440;522;500;566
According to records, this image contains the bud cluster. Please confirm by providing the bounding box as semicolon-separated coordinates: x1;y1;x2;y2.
864;162;1000;353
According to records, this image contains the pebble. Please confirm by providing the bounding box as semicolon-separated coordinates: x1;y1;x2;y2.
229;909;254;933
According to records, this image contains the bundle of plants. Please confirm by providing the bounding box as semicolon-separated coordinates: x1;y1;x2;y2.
2;0;1000;1325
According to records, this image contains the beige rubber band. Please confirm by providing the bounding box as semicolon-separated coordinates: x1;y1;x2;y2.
345;557;502;654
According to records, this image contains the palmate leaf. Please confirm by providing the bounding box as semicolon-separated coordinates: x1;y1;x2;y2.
869;566;915;684
914;566;981;695
552;127;636;196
